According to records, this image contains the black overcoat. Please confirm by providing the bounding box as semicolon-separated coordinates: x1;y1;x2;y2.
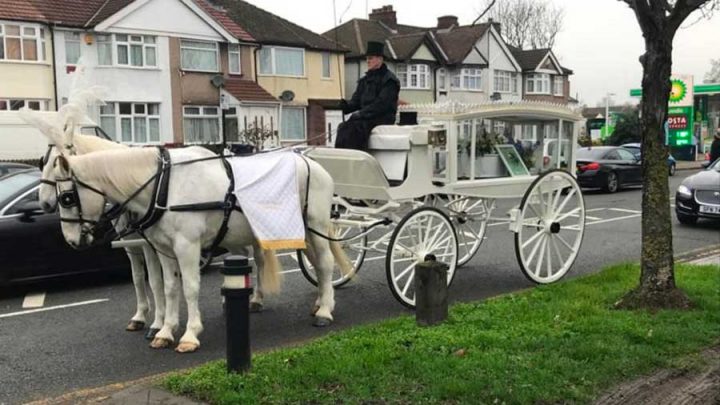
335;64;400;150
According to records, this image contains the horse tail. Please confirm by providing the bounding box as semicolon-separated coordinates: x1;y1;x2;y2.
260;249;283;294
329;226;355;279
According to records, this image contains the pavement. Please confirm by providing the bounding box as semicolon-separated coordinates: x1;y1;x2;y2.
676;158;708;171
27;245;720;405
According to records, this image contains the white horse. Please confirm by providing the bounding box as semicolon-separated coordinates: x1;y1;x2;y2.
36;134;167;338
47;137;351;352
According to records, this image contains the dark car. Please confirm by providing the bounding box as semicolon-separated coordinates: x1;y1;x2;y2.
576;146;642;193
675;158;720;225
0;162;34;179
620;142;677;176
0;169;128;285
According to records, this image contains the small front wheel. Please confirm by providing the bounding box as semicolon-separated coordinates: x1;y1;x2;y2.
386;207;458;308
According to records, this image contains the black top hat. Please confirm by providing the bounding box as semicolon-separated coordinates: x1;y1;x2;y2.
366;41;384;57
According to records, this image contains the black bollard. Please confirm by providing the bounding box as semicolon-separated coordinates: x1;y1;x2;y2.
414;254;449;326
221;255;254;373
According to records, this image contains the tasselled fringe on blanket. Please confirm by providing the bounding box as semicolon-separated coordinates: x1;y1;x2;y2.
229;152;306;250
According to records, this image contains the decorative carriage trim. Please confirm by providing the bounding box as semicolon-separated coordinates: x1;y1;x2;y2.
399;100;583;121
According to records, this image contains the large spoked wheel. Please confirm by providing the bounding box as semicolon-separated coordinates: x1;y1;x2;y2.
297;223;367;288
514;169;585;284
386;207;458;308
429;194;490;266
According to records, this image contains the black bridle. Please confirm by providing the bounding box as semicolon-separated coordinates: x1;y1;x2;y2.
55;171;110;245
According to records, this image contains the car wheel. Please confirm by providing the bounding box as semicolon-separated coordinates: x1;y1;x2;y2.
669;163;676;176
676;212;697;225
603;171;619;193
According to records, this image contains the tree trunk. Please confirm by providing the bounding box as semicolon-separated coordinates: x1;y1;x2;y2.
615;35;691;310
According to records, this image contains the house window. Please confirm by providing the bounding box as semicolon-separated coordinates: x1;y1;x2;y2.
228;44;241;74
451;68;482;91
396;64;430;90
184;106;220;143
97;34;112;65
65;32;81;64
100;102;160;143
493;70;518;93
259;46;304;77
115;34;156;67
281;107;305;140
0;23;45;62
526;73;551;94
181;40;218;72
321;52;331;79
553;76;564;96
0;99;46;110
224;107;239;142
437;68;446;91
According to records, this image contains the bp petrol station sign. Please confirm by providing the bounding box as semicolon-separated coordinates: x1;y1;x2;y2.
666;75;694;147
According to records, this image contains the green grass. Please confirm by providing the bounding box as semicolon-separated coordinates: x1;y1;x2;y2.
163;263;720;404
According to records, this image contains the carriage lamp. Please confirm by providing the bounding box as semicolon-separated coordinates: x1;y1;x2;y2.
221;255;254;373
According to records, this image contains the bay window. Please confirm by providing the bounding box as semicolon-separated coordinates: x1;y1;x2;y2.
396;64;430;89
526;73;550;94
0;23;45;62
100;102;160;144
181;40;218;72
451;68;482;91
228;44;241;74
493;70;518;93
0;99;46;110
553;76;564;96
96;34;156;67
65;32;81;64
259;46;304;77
281;107;305;141
184;106;220;144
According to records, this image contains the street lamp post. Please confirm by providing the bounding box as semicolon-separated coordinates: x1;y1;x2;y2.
605;92;616;139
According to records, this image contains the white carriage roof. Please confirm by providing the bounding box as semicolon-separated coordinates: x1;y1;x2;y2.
401;100;584;123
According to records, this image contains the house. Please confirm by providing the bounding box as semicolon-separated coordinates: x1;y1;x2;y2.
203;0;349;145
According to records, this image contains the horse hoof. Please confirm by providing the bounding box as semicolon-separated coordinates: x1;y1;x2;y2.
126;320;145;331
313;317;332;327
145;328;160;340
175;342;199;353
150;337;172;349
249;302;263;313
309;305;320;316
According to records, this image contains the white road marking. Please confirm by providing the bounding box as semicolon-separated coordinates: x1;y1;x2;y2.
0;299;109;319
609;208;642;214
22;292;46;309
585;213;642;226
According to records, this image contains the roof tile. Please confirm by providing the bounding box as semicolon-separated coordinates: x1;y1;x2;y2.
225;78;277;103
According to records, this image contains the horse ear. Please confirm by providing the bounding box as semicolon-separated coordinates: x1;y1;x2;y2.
57;155;70;172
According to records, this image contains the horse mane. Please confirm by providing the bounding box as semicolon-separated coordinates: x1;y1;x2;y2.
70;148;160;200
73;134;127;154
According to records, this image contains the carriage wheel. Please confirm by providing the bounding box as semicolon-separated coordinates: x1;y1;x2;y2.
386;207;458;309
429;194;490;267
297;223;367;288
514;169;585;284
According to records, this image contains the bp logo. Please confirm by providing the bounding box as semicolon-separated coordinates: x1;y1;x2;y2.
669;79;687;103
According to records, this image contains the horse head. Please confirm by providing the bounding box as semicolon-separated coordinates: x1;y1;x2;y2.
53;154;108;249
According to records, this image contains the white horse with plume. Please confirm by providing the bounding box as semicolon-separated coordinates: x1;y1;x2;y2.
30;118;352;352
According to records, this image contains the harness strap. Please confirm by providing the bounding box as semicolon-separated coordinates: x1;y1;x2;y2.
130;147;171;232
200;154;238;270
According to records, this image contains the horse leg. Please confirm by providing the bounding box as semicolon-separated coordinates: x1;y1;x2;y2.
248;244;265;313
175;239;204;353
142;245;165;340
306;234;335;327
125;246;149;332
151;255;181;349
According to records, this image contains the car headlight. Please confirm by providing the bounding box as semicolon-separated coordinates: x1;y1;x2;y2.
677;184;692;198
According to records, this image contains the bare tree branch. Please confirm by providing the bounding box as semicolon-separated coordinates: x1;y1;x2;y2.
482;0;563;50
473;0;497;25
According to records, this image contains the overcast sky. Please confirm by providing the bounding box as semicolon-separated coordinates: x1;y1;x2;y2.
244;0;719;107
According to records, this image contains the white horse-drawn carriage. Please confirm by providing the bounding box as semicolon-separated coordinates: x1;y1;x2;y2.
298;101;586;308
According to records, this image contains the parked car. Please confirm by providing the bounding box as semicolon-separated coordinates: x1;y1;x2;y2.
620;142;677;176
0;162;34;179
576;146;642;193
0;169;128;285
675;158;720;225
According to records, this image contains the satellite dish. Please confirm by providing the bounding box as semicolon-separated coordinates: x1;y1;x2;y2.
279;90;295;102
210;75;226;88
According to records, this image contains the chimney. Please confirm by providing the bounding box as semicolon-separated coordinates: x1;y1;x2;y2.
488;17;501;35
369;5;397;30
436;15;458;30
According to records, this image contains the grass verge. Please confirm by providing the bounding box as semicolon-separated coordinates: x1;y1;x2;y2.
164;263;719;404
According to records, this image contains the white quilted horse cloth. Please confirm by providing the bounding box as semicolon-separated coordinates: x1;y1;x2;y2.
229;152;306;250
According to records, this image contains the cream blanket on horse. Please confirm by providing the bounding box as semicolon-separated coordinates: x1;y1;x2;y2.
229;152;306;250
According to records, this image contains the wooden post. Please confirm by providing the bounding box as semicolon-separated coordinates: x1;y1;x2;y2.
415;254;448;326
